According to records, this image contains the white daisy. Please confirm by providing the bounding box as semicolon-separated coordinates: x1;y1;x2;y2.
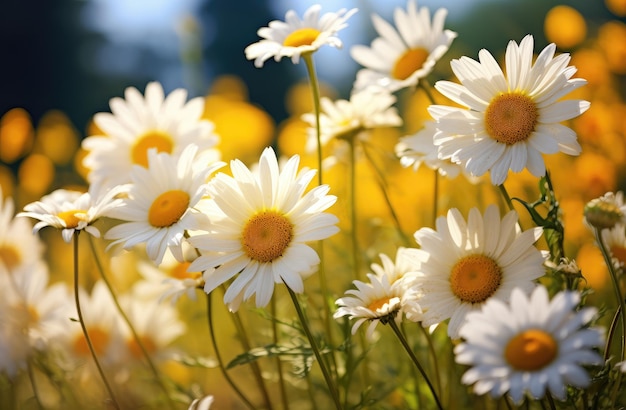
601;224;626;271
188;147;339;311
584;191;626;230
429;34;590;185
396;120;464;178
105;144;224;265
413;205;546;339
334;270;422;340
244;4;358;67
455;285;604;403
351;0;457;92
0;187;45;275
18;186;124;243
82;81;220;191
302;87;402;160
132;256;203;305
189;395;214;410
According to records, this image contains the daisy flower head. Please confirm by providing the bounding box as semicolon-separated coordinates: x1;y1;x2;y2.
0;187;45;275
413;205;546;339
429;34;590;186
395;120;464;179
188;147;340;311
584;191;626;230
301;87;402;165
351;0;457;92
455;286;604;403
18;186;124;243
82;81;220;191
244;4;358;67
334;271;422;340
189;395;214;410
105;144;224;265
133;256;204;305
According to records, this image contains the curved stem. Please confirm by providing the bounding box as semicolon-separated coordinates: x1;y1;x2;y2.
87;236;175;409
388;319;443;410
497;183;515;213
205;293;256;410
72;233;120;409
270;297;290;410
594;227;625;404
284;285;341;410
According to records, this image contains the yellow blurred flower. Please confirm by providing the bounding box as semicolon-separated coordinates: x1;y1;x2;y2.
570;48;611;87
574;152;617;200
0;108;34;164
598;20;626;74
576;242;609;291
544;5;587;49
606;0;626;16
0;165;15;199
35;110;79;166
17;153;54;199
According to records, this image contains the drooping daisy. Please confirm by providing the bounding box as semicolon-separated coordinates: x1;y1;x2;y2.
82;81;220;191
0;187;44;275
132;255;204;304
334;269;422;340
105;144;224;265
584;191;626;230
18;185;125;243
244;4;358;68
455;286;604;403
396;120;464;178
413;205;546;339
351;0;457;92
188;147;339;311
301;87;402;165
429;34;590;186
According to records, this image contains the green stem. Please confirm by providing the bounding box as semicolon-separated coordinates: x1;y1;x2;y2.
284;285;341;410
205;293;256;410
433;169;439;228
72;233;120;409
545;391;557;410
87;236;175;409
388;319;443;410
348;137;360;281
271;297;290;410
594;227;625;404
418;325;442;398
221;286;273;410
497;183;515;213
26;361;43;410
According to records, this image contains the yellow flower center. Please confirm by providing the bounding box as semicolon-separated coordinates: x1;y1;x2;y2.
0;245;21;271
504;329;558;371
241;211;293;263
127;335;157;359
57;209;85;228
73;327;110;357
283;28;321;47
611;245;626;266
148;190;190;228
170;261;201;280
485;93;538;145
450;254;502;304
392;47;430;80
367;297;393;313
131;130;174;167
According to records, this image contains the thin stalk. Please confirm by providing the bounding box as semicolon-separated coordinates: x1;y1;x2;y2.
221;286;273;410
387;319;443;410
417;325;442;398
87;236;175;409
497;184;515;213
72;233;120;410
604;306;621;362
545;391;557;410
433;169;439;228
348;137;360;281
284;285;341;410
594;227;626;404
271;297;290;410
205;293;256;410
26;361;43;410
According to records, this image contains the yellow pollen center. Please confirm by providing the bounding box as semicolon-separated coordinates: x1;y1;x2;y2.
450;254;502;304
131;130;174;167
0;245;21;271
242;211;293;263
73;327;110;357
611;245;626;265
485;93;538;145
57;209;85;228
127;335;157;359
148;190;190;228
504;329;558;371
170;261;201;280
283;28;321;47
367;297;393;313
392;47;430;80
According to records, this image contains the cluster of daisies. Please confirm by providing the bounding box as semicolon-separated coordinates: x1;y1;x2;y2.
6;0;624;408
